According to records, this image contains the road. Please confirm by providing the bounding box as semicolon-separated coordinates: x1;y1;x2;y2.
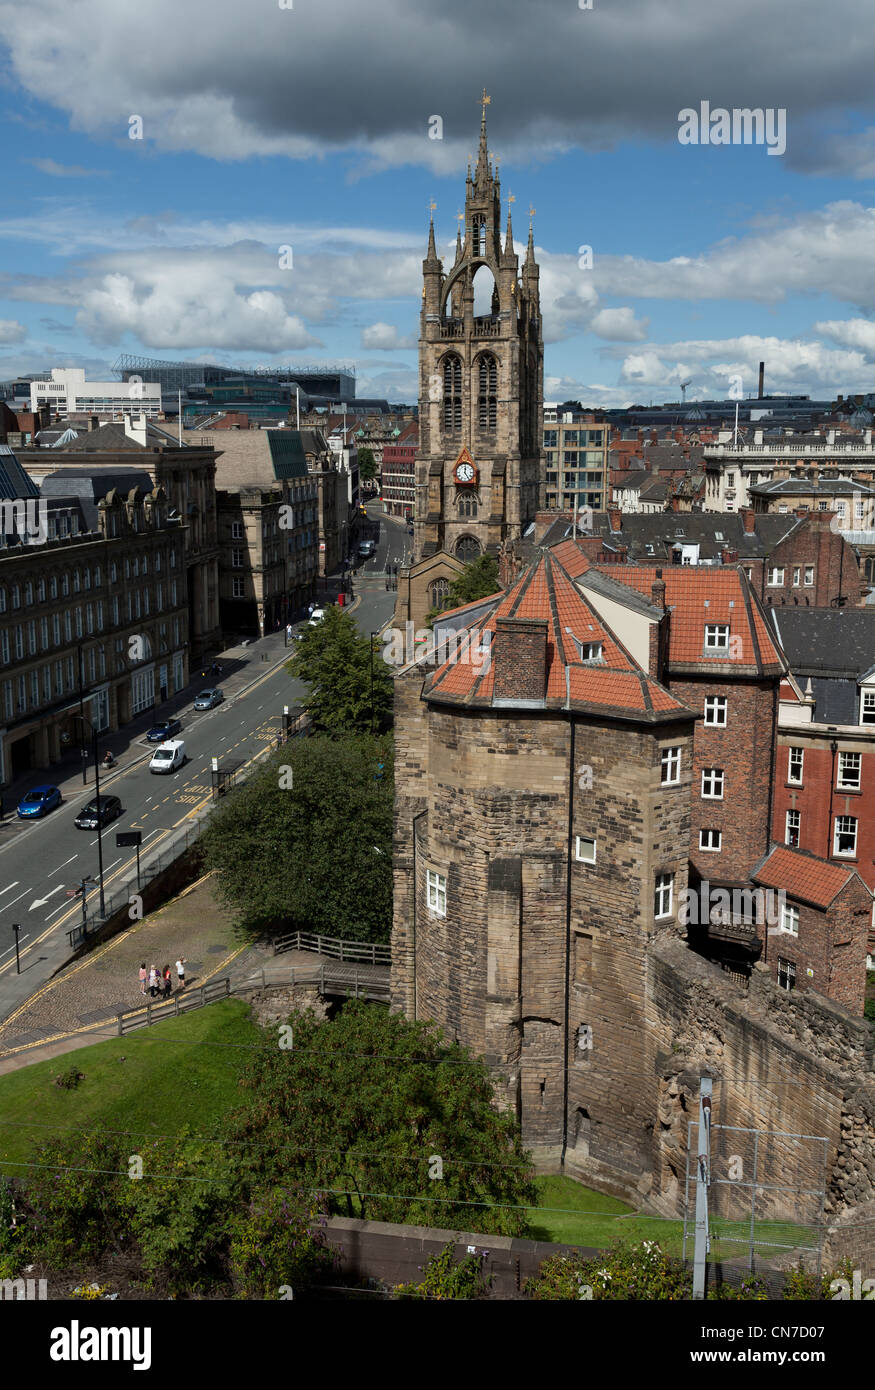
0;503;407;1024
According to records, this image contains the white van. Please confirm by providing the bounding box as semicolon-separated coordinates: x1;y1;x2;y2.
149;739;186;774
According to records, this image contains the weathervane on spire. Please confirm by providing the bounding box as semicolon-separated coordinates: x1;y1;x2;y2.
529;204;536;223
480;88;491;114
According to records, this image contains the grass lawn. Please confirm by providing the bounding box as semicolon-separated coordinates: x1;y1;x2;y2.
528;1175;816;1262
0;1000;260;1180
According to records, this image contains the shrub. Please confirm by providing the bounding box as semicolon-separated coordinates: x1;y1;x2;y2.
395;1243;491;1300
228;1188;337;1299
19;1132;127;1267
528;1241;692;1301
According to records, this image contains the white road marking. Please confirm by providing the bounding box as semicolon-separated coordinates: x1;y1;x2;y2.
0;934;29;960
0;882;20;898
49;856;77;875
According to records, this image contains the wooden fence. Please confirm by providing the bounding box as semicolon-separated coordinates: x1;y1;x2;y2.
272;930;391;964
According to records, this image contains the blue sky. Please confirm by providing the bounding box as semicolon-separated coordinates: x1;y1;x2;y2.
2;0;875;406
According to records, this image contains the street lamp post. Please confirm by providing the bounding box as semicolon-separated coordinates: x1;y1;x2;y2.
12;922;21;974
70;714;107;919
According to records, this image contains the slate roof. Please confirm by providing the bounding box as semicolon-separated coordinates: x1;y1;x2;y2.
0;445;41;500
422;550;692;722
39;468;157;531
751;846;863;910
749;477;875;498
265;430;308;480
768;608;875;678
577;510;800;562
49;421;182;452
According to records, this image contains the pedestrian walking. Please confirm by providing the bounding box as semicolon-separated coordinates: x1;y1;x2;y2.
308;602;315;617
176;957;186;991
138;962;147;996
148;965;159;998
162;964;172;999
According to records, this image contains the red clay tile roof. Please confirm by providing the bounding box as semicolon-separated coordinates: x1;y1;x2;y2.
752;846;859;909
548;541;785;673
423;551;692;722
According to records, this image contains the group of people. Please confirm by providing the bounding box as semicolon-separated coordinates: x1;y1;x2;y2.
138;959;186;999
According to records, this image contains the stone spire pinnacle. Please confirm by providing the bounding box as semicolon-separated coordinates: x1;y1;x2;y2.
426;201;438;264
505;192;515;255
475;88;491;184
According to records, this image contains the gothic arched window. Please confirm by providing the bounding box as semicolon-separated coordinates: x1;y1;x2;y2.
472;215;486;258
429;578;450;609
458;495;478;518
865;556;875;585
455;535;481;564
478;355;497;429
443;355;462;431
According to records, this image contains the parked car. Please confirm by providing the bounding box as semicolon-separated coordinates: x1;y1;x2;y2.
149;739;186;773
16;785;62;819
308;608;326;625
358;539;376;558
74;794;123;830
146;718;182;743
193;688;224;710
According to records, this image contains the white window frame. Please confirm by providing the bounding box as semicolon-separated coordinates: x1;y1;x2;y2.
660;746;682;785
704;623;729;652
837;751;861;790
804;565;814;587
788;747;804;784
833;815;858;857
654;872;674;920
699;829;722;852
785;809;801;847
701;767;724;799
767;566;784;586
703;696;727;727
575;835;597;864
861;690;875;725
426;869;447;917
780;903;800;936
777;957;796;992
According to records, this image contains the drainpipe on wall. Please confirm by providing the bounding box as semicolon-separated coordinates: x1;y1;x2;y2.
560;717;576;1169
827;739;838;861
411;808;427;1020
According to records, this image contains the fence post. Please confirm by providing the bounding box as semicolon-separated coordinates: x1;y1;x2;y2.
117;1013;123;1037
320;964;325;995
175;995;179;1017
147;1002;152;1026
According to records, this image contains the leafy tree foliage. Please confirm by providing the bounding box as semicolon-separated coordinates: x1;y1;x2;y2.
287;605;394;735
426;554;501;625
225;1001;537;1236
357;447;377;480
395;1242;490;1299
19;1132;128;1267
201;735;393;942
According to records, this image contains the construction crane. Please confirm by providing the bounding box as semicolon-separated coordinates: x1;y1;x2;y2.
680;380;691;404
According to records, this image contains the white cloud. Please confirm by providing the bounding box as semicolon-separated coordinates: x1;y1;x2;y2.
589;307;649;342
1;0;874;174
361;322;415;350
0;319;26;344
617;334;867;395
28;158;108;177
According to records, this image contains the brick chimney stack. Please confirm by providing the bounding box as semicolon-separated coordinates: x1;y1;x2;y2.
608;508;623;534
651;568;666;610
740;508;756;535
492;617;548;703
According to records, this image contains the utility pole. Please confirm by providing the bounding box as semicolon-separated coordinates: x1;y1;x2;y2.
692;1076;713;1300
12;922;21;974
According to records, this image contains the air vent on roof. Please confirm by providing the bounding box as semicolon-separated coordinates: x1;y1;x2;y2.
715;531;723;540
675;528;684;536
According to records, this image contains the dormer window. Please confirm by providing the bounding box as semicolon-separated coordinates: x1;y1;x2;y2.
862;690;875;725
704;623;730;653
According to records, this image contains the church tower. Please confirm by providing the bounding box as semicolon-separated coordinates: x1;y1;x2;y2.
414;93;544;564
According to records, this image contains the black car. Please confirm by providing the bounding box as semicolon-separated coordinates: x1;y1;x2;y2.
146;718;182;743
74;794;123;830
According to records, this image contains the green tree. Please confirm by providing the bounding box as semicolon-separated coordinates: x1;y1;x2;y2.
225;1001;537;1236
201;735;393;942
287;606;394;735
426;554;501;625
357;447;377;481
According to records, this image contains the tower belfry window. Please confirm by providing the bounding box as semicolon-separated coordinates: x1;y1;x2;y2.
472;215;486;258
443;355;462;431
478;355;497;429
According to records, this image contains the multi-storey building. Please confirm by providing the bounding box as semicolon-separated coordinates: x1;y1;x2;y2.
0;471;188;784
381;427;417;518
29;367;162;418
703;429;875;512
17;416;220;657
768;608;875;904
543;407;608;514
216;473;318;636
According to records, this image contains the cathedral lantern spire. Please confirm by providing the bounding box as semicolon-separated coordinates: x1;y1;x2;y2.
504;192;515;256
475;88;491;188
425;200;439;265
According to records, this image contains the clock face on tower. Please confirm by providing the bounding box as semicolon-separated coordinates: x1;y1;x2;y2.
455;461;476;484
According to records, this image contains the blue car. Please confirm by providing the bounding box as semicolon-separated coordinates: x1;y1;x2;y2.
146;718;182;743
17;785;62;819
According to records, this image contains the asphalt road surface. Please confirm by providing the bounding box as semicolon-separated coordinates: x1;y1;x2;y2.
0;503;403;1024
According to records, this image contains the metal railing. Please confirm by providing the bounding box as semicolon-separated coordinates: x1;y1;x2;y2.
272;930;391;963
115;961;391;1034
